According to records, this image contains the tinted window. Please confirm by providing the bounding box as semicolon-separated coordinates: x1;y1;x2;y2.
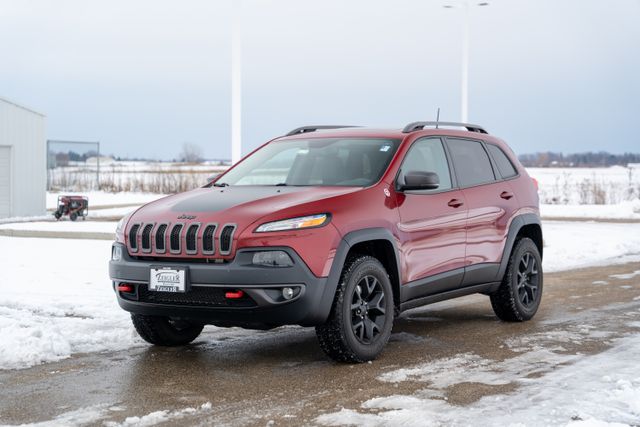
487;144;517;178
399;138;452;191
447;138;495;187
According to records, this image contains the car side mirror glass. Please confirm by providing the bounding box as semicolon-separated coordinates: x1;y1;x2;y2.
399;171;439;191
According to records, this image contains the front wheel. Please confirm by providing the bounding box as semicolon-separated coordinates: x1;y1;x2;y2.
490;237;543;321
316;255;394;363
131;314;204;346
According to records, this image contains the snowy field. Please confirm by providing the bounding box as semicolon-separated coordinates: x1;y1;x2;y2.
527;166;640;205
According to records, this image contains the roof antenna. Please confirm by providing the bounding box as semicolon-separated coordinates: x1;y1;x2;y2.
435;107;441;129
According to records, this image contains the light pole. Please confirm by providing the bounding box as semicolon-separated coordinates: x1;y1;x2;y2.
231;1;242;165
444;1;489;123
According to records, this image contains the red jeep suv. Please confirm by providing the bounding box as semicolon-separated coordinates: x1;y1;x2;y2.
109;122;543;362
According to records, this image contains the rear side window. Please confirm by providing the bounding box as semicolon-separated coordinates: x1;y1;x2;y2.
486;144;518;178
399;138;452;191
446;138;495;187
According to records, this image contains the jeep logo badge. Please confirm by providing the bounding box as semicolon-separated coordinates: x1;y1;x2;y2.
177;214;196;220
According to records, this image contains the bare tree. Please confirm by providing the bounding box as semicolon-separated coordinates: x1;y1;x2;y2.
179;143;204;163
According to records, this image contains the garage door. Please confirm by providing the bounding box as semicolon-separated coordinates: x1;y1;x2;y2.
0;146;11;218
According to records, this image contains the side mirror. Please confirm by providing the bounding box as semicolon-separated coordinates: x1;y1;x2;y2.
398;171;439;191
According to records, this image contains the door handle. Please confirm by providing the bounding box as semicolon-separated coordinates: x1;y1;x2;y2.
448;199;464;208
500;191;514;200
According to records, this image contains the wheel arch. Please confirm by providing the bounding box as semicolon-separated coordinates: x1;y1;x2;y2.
317;228;401;320
496;214;543;281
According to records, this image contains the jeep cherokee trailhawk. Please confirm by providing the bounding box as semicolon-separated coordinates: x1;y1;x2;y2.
109;121;543;362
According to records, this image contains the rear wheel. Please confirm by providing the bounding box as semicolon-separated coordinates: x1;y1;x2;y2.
131;314;204;346
70;212;78;221
490;237;543;321
316;255;394;363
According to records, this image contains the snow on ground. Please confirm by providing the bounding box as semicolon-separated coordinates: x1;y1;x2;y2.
316;332;640;427
5;402;214;427
543;221;640;272
0;236;140;370
540;199;640;220
0;221;117;234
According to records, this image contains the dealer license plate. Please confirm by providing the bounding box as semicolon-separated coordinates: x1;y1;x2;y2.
149;267;187;293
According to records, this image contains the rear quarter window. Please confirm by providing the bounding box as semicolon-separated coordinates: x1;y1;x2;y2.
486;144;518;179
446;138;495;187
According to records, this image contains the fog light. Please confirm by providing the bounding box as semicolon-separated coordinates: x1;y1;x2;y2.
252;251;293;267
282;287;294;300
112;245;123;261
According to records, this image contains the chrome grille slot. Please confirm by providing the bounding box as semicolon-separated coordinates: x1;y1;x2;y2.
128;223;140;252
202;224;217;255
155;224;168;253
170;223;184;253
185;223;200;254
141;224;154;252
219;224;236;255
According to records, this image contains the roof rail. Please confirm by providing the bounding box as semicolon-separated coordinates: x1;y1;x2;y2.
285;125;358;137
402;121;488;134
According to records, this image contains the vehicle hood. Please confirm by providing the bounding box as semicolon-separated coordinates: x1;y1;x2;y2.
128;185;360;228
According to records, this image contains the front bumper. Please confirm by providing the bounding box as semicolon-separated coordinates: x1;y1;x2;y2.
109;243;333;327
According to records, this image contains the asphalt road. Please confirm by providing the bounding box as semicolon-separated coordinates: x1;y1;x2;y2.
1;261;639;426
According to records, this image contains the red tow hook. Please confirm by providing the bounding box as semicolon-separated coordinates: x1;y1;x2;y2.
225;290;244;299
117;284;135;293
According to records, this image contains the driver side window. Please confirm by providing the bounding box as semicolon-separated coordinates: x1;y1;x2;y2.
400;138;452;191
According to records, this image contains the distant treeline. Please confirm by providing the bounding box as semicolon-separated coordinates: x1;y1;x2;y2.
519;152;640;167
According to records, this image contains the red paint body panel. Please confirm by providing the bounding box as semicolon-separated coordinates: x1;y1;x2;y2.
122;127;539;289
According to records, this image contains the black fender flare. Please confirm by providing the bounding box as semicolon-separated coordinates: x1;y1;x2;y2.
495;213;542;281
313;228;401;324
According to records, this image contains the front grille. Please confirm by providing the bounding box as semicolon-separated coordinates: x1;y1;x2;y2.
127;222;236;257
170;224;183;253
155;224;168;253
185;224;200;254
137;285;256;308
202;224;216;255
219;224;236;255
141;224;154;252
129;224;140;252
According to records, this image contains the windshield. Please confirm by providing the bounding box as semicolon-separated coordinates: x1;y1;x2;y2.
217;138;400;187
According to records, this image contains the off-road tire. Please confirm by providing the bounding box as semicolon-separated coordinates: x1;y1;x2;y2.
316;255;394;363
131;314;204;346
491;237;543;322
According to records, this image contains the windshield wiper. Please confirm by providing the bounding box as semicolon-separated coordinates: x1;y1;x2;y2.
275;183;288;186
213;182;229;187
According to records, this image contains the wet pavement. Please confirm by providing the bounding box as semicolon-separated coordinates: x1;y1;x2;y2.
1;262;639;426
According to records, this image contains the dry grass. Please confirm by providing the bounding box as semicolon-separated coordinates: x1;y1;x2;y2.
48;167;224;194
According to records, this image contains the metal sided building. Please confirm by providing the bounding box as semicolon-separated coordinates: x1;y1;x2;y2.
0;97;46;218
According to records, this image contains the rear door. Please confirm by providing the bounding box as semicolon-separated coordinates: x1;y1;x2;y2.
0;146;11;218
445;138;518;285
396;137;467;288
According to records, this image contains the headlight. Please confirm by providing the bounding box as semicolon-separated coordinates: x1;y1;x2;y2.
115;212;134;243
255;214;330;233
252;251;293;267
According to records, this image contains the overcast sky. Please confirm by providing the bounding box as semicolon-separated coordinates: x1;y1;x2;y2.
1;0;639;160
